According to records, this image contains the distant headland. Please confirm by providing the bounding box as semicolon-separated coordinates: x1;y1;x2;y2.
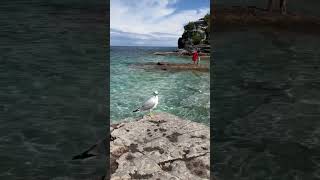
153;14;211;57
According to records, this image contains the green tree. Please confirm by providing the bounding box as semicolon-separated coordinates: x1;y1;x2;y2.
204;13;210;24
203;13;210;38
192;33;202;45
184;22;195;31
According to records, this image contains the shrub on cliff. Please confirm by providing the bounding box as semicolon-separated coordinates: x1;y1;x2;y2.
204;13;210;35
184;22;195;31
192;33;202;45
204;13;210;25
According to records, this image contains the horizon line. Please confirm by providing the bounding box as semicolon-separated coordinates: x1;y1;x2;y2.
110;45;178;48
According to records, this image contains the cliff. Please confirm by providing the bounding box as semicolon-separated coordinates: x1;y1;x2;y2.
177;14;210;53
110;112;210;180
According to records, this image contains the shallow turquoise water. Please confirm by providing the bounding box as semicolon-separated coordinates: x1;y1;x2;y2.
110;46;210;125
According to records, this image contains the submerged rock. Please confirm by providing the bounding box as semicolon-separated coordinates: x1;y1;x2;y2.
153;52;177;56
130;62;209;72
110;112;210;180
153;50;210;57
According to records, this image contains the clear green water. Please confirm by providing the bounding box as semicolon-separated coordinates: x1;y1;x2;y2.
110;46;210;125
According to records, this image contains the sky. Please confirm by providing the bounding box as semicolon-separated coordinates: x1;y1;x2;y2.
110;0;210;47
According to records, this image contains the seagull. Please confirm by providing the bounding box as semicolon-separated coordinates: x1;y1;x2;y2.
133;91;159;116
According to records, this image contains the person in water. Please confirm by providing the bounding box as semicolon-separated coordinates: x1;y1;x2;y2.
192;50;199;65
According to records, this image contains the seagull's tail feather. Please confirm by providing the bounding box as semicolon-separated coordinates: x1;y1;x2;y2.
133;108;140;112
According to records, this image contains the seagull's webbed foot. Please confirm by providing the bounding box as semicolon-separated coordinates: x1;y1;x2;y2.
147;112;154;119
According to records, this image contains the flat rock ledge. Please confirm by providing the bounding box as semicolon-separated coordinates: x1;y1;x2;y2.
110;112;210;180
130;62;209;72
153;52;210;58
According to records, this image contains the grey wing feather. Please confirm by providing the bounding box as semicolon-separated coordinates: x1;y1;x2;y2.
140;97;155;111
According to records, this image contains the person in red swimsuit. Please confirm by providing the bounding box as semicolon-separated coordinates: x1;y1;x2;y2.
192;50;199;64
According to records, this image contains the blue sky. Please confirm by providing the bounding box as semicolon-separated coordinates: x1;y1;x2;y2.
110;0;210;47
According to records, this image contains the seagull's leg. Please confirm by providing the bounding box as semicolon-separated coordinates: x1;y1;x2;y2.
148;109;155;119
147;109;152;117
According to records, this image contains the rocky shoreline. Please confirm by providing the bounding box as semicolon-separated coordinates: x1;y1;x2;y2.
130;62;209;72
110;112;210;180
153;49;210;59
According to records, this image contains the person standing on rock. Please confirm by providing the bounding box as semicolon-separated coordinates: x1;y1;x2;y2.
197;50;201;65
192;50;199;65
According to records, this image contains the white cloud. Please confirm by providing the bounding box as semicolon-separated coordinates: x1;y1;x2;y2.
110;0;209;46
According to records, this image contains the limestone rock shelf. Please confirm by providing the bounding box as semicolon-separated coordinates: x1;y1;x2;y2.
110;112;210;180
130;62;209;72
153;51;210;58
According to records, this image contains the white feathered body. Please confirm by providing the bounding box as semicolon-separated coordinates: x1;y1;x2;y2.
134;95;158;112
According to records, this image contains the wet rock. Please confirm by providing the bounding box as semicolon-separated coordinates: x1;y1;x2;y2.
153;52;177;56
153;51;210;58
110;112;210;180
130;62;209;72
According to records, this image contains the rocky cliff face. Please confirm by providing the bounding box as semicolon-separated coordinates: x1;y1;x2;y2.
178;14;210;53
110;112;210;180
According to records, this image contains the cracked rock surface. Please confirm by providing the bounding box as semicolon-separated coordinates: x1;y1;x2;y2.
109;112;210;180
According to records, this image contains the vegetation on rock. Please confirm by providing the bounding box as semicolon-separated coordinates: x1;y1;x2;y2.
178;13;210;53
184;22;196;31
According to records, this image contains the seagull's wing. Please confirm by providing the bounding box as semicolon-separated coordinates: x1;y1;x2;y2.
140;96;156;111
